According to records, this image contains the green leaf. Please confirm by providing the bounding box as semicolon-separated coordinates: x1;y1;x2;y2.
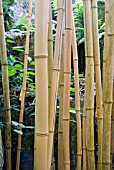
70;88;75;92
13;129;23;135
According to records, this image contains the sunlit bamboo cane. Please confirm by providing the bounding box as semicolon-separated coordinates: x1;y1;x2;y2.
91;0;103;169
63;0;72;170
83;0;95;169
16;1;32;169
102;0;114;169
72;14;82;170
47;1;65;169
34;0;49;169
0;1;11;170
58;28;65;170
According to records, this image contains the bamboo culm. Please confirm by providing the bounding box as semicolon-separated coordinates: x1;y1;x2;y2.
0;1;11;170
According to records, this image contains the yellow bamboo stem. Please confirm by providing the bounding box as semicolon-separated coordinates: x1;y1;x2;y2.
34;0;49;169
63;0;72;170
103;0;109;94
47;1;65;169
72;14;82;170
16;1;32;169
58;30;65;170
83;0;95;169
91;0;103;169
102;0;114;169
111;76;114;169
0;1;11;170
82;1;87;169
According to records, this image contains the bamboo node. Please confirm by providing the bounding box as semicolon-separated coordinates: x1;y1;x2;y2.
97;117;103;120
64;71;71;74
48;39;53;42
53;68;59;71
111;118;114;121
58;130;63;133
1;63;8;66
4;108;11;111
0;12;3;15
82;115;86;118
85;55;94;58
95;64;100;66
36;133;48;137
102;161;111;165
63;161;70;164
65;27;72;31
91;6;97;9
58;7;64;10
105;11;109;14
87;148;95;151
98;162;102;164
104;100;113;104
73;58;78;61
76;109;81;112
63;118;70;120
86;108;94;111
34;55;48;59
28;15;32;18
83;147;87;150
107;33;114;36
25;53;29;55
77;153;82;156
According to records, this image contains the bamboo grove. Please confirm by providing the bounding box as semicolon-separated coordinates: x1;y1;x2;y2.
0;0;114;169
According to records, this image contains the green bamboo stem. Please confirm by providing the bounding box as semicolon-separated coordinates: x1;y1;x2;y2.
16;1;32;169
102;0;114;169
58;30;65;170
72;14;82;170
63;0;72;170
91;0;103;169
34;0;49;169
47;1;65;169
83;0;95;169
0;1;11;170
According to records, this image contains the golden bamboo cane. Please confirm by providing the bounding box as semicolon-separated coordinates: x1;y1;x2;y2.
58;29;65;170
111;76;114;169
91;0;103;169
63;0;72;169
47;1;65;169
34;0;49;169
0;1;11;170
102;0;114;169
83;0;95;169
16;1;32;169
72;14;82;170
82;1;87;169
103;0;109;94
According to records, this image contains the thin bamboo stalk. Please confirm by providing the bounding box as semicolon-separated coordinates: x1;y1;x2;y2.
47;0;65;169
0;129;4;169
91;0;103;169
0;1;11;170
16;1;32;169
58;29;65;170
102;0;114;169
34;0;49;169
102;0;109;94
72;14;82;170
63;0;72;169
82;1;87;169
83;0;95;169
111;76;114;169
